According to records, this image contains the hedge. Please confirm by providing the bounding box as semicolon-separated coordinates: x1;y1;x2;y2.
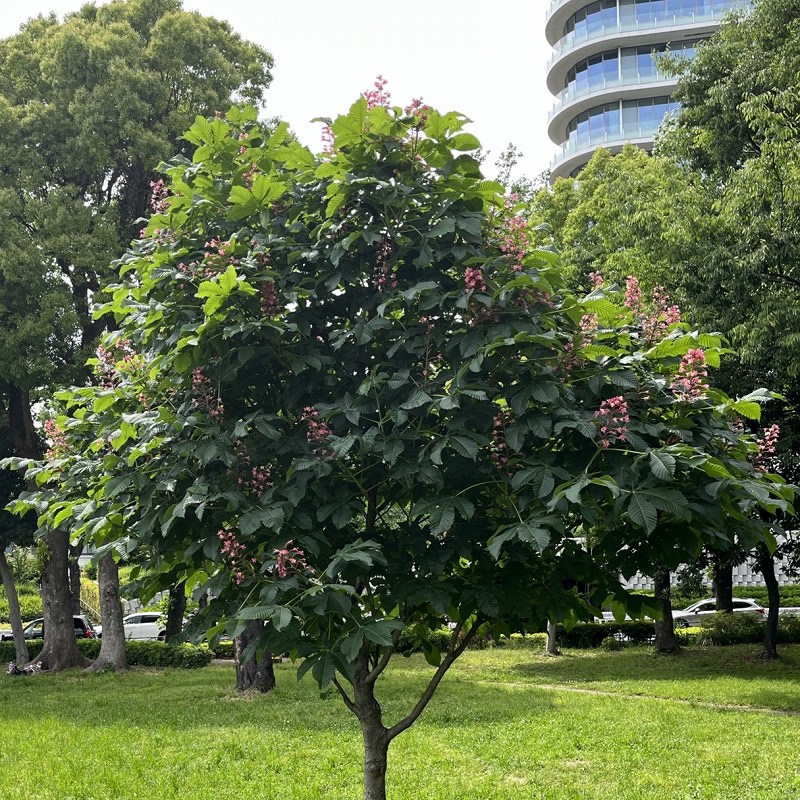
0;638;213;669
697;613;800;646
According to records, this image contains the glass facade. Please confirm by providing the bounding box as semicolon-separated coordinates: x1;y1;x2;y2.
550;0;749;65
546;0;747;179
563;96;679;153
561;41;695;101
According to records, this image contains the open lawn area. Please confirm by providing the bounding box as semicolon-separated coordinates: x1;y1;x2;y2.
1;646;799;799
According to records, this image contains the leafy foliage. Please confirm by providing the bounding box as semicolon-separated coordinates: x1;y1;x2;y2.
7;96;792;715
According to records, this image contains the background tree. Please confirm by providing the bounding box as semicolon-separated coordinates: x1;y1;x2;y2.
0;0;273;667
10;99;791;799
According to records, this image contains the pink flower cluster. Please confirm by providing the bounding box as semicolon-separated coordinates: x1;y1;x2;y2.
364;75;391;110
320;124;334;154
301;406;331;456
755;424;780;471
593;395;630;448
561;313;598;373
489;410;513;476
150;179;169;214
499;213;529;271
624;275;642;313
642;286;681;342
218;527;254;586
191;367;224;420
589;271;604;290
260;281;280;316
96;339;138;387
44;418;68;460
464;267;487;294
274;541;309;578
404;97;431;124
239;466;273;495
671;349;707;402
371;238;397;291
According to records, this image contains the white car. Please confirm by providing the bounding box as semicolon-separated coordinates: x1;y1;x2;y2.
96;612;166;641
672;598;766;628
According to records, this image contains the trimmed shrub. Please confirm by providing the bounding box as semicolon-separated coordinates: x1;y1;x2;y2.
698;612;800;646
556;620;656;648
211;640;235;659
0;585;43;624
0;638;212;669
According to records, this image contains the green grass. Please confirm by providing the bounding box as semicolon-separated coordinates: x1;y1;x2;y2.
1;646;799;799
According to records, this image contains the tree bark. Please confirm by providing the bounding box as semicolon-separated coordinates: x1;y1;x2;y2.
352;650;390;800
545;620;560;656
68;540;83;615
87;552;127;672
234;619;275;692
0;549;29;665
164;581;186;640
7;386;41;460
712;555;734;612
756;543;780;660
653;567;680;654
35;529;91;670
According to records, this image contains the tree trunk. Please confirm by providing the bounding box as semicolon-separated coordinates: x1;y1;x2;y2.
0;549;29;665
756;543;780;660
353;652;390;800
545;620;560;656
164;581;186;640
87;552;127;673
653;567;680;654
234;619;275;692
7;386;41;459
712;555;734;612
35;529;90;670
68;540;83;615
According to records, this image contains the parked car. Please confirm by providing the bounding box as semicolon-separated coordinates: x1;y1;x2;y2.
96;611;167;641
0;615;96;641
672;598;766;628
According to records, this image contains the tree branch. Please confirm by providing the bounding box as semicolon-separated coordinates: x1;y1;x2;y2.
365;631;399;686
332;676;357;714
386;619;480;741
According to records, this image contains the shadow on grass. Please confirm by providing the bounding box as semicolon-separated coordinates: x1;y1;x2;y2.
0;658;559;734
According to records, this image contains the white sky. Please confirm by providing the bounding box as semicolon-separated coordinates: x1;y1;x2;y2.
0;0;556;180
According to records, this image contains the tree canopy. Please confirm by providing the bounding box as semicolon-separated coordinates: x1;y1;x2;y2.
9;93;793;797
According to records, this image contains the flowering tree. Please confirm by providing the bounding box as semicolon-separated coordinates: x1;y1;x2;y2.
9;95;793;798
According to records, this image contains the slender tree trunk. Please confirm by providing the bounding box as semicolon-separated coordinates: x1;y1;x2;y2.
234;619;275;692
545;620;560;656
68;540;83;615
164;581;186;640
352;651;391;800
0;549;29;665
756;543;780;660
35;529;90;670
653;567;679;654
87;552;127;672
712;555;734;612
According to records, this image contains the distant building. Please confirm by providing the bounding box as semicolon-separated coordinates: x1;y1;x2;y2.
545;0;750;181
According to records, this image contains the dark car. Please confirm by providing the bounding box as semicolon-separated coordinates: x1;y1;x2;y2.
0;615;96;641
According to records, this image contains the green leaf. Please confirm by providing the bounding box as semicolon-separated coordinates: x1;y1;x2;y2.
311;652;336;688
448;435;478;460
649;451;677;480
627;494;658;533
449;132;481;151
732;400;761;420
339;629;365;662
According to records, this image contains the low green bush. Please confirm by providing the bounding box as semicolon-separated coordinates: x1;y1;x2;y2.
0;586;43;624
0;638;212;669
556;620;656;648
698;612;800;646
211;640;235;659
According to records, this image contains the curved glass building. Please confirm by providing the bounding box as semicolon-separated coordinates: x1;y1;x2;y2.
546;0;749;180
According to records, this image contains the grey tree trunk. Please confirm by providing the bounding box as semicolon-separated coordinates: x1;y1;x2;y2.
35;529;90;670
545;620;560;656
234;619;275;692
87;552;127;672
68;540;83;615
164;581;186;640
353;653;390;800
653;567;679;654
756;543;780;660
0;549;29;665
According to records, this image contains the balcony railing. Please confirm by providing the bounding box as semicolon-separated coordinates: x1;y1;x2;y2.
548;67;675;124
547;3;748;71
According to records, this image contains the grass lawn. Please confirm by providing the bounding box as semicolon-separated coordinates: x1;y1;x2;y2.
1;645;798;799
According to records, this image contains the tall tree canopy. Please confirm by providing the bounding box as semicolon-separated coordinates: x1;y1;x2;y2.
0;0;274;457
9;96;792;798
